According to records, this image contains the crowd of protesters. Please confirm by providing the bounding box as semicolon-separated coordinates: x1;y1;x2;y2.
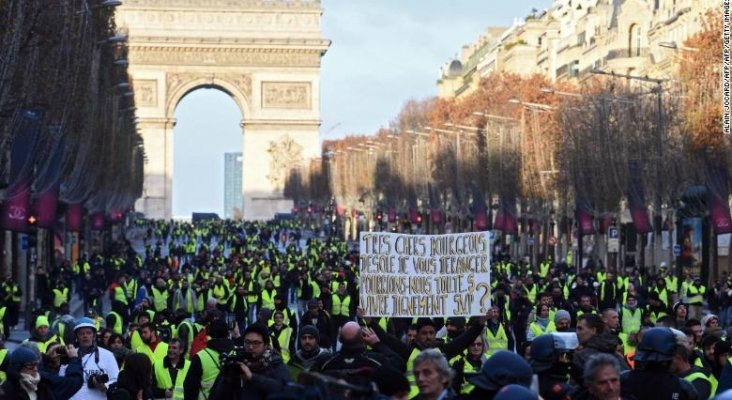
1;218;732;399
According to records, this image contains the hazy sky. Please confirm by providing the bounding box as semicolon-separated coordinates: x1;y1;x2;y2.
172;1;553;217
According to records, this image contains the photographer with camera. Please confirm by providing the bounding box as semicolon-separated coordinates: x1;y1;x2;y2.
40;342;86;399
61;317;119;400
231;324;290;400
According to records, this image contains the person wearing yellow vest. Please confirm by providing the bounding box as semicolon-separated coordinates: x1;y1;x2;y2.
686;276;706;321
365;313;487;399
173;280;197;317
135;322;169;365
286;325;331;382
152;339;190;400
484;306;511;357
183;318;232;399
527;304;556;342
22;316;59;354
151;279;171;313
0;346;6;383
240;271;260;324
329;282;352;351
258;280;278;312
620;294;643;335
106;300;129;336
450;335;488;396
52;281;70;311
211;276;230;312
672;343;715;399
270;311;294;365
112;276;129;308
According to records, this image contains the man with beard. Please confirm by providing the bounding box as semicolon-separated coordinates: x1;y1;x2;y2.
299;299;331;349
287;325;331;381
228;324;290;400
484;306;512;357
136;322;168;365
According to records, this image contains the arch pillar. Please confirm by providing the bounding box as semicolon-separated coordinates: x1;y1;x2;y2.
134;117;177;220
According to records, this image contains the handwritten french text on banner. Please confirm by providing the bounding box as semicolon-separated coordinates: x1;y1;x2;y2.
359;231;491;317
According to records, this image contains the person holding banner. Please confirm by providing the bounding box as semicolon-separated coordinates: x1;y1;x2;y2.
360;307;489;399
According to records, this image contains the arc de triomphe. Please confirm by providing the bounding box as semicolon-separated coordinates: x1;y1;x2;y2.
117;0;329;220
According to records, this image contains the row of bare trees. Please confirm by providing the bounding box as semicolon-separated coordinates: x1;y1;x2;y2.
0;0;142;217
285;10;727;234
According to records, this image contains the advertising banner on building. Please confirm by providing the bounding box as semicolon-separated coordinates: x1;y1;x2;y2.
359;231;491;317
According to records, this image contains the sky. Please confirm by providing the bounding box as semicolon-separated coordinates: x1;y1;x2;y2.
172;1;553;217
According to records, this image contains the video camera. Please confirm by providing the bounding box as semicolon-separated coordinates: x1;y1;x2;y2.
219;347;255;373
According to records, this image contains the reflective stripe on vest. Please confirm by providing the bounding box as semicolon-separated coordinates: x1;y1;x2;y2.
246;281;258;303
331;294;351;316
153;358;190;400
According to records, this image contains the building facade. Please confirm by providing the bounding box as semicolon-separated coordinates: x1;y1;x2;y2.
224;152;243;219
438;0;718;98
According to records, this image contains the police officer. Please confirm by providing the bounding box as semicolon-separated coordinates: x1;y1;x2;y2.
620;327;699;399
530;333;577;400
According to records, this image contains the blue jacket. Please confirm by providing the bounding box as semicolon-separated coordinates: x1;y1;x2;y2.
718;361;732;395
40;356;85;400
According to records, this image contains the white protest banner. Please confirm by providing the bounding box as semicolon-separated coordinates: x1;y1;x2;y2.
359;231;491;317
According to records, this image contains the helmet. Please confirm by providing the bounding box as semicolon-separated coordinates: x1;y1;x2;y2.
74;317;96;332
634;327;676;362
530;334;556;372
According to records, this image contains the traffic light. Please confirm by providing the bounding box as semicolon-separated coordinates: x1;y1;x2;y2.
416;214;423;225
376;210;383;221
27;215;37;226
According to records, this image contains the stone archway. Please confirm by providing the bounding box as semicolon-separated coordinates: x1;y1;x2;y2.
117;0;329;220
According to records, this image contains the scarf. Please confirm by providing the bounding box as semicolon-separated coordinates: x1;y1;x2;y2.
19;372;40;400
536;316;549;329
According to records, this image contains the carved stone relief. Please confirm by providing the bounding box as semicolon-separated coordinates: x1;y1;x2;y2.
134;79;158;107
266;136;304;191
165;72;252;107
262;81;311;109
131;47;322;67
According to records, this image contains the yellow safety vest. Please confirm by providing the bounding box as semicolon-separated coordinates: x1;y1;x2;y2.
261;290;276;310
174;321;197;359
687;285;705;305
245;281;258;303
621;307;642;334
213;284;228;306
665;276;679;293
197;349;221;400
685;369;718;396
53;288;69;308
0;348;6;382
176;289;195;314
152;287;169;312
539;262;550;278
153;357;190;400
451;356;479;395
23;335;58;354
113;286;127;304
107;311;123;335
484;324;508;357
125;280;138;301
137;341;169;365
529;321;556;338
331;294;351;317
275;326;293;364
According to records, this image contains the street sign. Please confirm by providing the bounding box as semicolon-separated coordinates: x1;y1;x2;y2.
528;238;535;246
673;244;682;257
20;235;28;250
607;226;619;253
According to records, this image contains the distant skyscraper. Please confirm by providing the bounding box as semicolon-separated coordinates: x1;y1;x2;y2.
224;152;243;219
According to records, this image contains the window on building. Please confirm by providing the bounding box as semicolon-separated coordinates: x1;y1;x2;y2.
578;31;586;46
570;60;580;77
628;24;641;57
